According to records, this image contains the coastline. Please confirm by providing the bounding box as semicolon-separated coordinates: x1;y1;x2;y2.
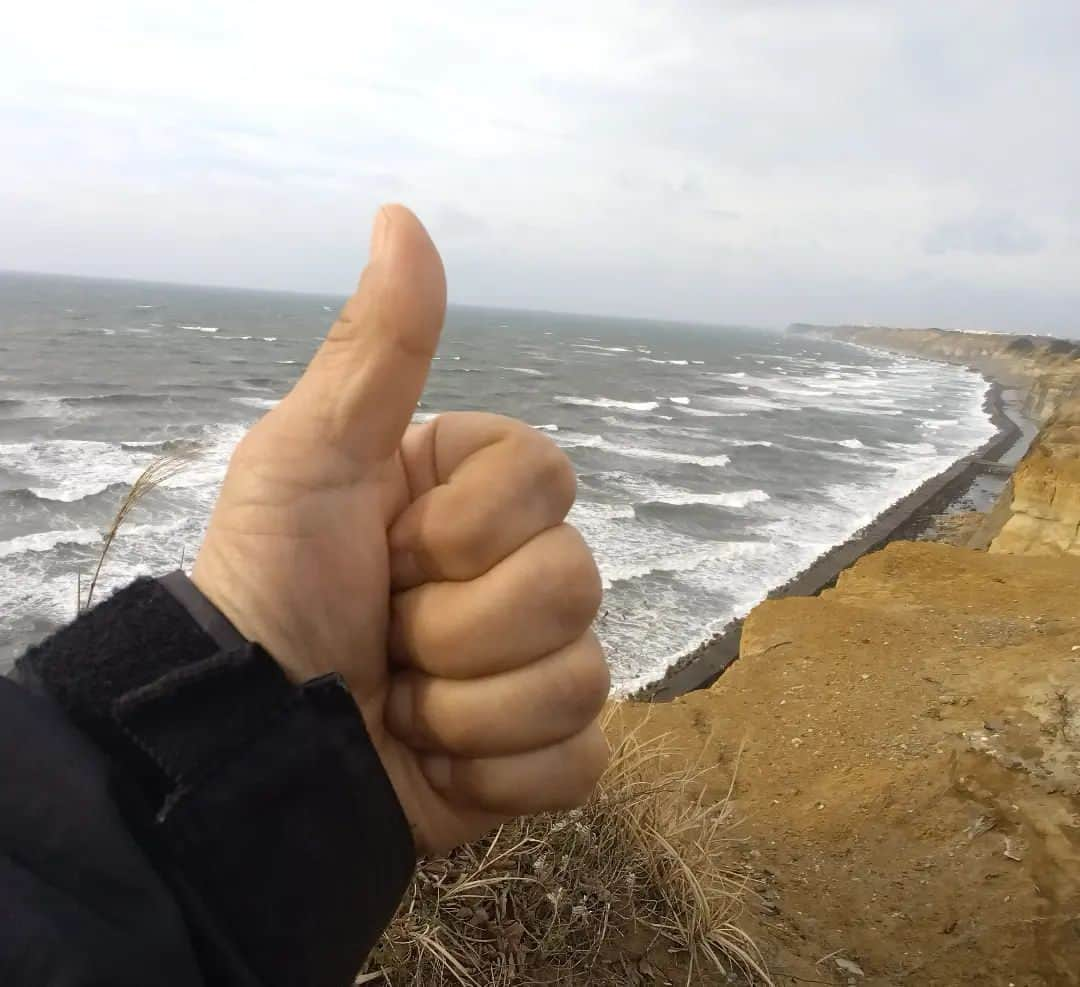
639;373;1027;701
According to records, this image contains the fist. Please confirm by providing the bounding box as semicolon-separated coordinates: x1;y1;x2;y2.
191;206;609;854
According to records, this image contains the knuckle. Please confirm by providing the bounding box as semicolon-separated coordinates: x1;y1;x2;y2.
550;529;603;630
441;709;484;755
556;639;610;724
531;436;577;510
414;678;480;752
431;501;491;578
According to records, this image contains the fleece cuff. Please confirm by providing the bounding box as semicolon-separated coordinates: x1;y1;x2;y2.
15;575;415;987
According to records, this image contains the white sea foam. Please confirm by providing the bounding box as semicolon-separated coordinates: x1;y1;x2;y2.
920;418;960;430
231;396;278;411
669;396;690;405
674;406;745;418
885;440;937;454
791;435;866;449
574;344;631;353
556;432;731;466
639;358;689;365
499;366;546;376
531;423;559;432
555;396;660;412
599;540;768;588
706;394;785;412
179;325;219;333
0;527;102;559
263;337;278;342
571;501;637;522
642;487;770;509
0;439;150;501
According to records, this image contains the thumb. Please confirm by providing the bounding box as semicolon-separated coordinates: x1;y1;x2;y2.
286;204;446;463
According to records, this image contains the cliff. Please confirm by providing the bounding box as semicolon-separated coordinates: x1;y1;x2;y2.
620;541;1080;985
989;398;1080;555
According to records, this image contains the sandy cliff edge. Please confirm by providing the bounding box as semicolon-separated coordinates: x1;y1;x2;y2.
618;541;1080;985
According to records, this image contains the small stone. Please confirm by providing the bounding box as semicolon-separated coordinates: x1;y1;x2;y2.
1004;837;1024;862
834;957;865;977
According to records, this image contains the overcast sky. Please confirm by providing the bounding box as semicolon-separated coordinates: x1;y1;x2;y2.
2;1;1078;332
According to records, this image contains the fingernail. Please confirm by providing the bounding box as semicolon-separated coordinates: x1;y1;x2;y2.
371;206;392;261
421;754;452;791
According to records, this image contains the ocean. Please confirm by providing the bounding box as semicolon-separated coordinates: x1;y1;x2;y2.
0;271;996;690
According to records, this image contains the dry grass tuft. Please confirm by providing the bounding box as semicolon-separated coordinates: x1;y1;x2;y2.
362;708;770;986
80;452;196;611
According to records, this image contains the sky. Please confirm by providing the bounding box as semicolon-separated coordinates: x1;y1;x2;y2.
2;1;1079;333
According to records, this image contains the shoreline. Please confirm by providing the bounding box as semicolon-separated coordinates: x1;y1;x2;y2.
639;372;1026;701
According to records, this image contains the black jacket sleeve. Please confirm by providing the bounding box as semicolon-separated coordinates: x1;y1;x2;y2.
1;575;414;987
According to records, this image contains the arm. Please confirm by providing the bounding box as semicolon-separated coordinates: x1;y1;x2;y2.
1;203;608;985
2;575;413;987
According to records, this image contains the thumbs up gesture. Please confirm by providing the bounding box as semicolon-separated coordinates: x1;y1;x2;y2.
191;206;610;855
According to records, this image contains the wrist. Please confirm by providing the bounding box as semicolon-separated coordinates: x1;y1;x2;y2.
190;549;314;686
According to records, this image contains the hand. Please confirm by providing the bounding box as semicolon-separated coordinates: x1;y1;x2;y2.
191;205;610;855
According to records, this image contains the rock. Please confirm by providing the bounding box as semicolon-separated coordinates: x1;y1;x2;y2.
834;956;865;977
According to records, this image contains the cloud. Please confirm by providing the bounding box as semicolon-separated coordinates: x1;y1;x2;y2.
0;0;1078;333
924;211;1046;257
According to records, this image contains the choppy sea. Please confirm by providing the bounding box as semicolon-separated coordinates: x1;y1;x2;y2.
0;271;996;690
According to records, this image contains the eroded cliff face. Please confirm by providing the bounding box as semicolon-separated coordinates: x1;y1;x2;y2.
989;398;1080;555
619;542;1080;985
1023;371;1080;423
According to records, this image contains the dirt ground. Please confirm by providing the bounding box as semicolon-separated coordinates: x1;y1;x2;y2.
615;540;1080;986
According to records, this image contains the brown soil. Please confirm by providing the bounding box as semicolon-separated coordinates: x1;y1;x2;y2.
615;541;1080;986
